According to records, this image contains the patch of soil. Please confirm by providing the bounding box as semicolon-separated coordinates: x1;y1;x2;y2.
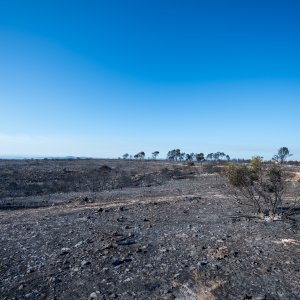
0;159;299;299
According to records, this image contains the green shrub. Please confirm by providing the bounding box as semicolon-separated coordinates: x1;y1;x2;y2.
225;157;289;218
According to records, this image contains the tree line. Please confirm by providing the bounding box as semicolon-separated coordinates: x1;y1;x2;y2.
122;151;159;160
122;147;293;163
122;149;230;162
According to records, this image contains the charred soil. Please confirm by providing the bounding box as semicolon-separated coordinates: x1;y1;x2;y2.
0;159;299;299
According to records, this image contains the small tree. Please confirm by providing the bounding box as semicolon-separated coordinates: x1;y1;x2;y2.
152;151;159;160
123;153;129;159
167;149;176;161
272;147;292;164
185;153;193;161
175;149;181;161
139;151;145;160
206;153;214;161
213;152;220;161
134;152;145;160
196;153;205;163
179;152;185;161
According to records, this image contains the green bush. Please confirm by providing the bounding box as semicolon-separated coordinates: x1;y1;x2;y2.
225;157;288;218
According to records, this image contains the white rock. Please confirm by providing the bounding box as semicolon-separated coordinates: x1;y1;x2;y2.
89;292;98;299
74;241;84;248
124;277;131;282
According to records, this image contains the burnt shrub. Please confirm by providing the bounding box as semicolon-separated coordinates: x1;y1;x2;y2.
225;156;297;219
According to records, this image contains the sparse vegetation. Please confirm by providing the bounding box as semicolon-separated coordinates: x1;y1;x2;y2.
272;146;292;164
225;154;299;220
122;153;129;159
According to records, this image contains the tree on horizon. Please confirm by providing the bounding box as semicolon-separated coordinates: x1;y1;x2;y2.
152;151;159;160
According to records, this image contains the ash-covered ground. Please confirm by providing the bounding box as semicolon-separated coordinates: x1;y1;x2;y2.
0;159;299;300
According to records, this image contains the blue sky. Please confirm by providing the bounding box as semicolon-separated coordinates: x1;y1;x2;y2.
0;0;300;159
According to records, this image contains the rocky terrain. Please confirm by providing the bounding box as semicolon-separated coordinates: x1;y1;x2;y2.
0;159;299;299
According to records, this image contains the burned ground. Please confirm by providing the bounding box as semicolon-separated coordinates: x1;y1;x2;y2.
0;159;299;299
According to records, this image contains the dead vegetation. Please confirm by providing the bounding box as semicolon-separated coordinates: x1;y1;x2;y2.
0;159;199;209
0;159;299;299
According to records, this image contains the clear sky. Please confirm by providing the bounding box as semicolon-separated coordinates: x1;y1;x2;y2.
0;0;300;159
